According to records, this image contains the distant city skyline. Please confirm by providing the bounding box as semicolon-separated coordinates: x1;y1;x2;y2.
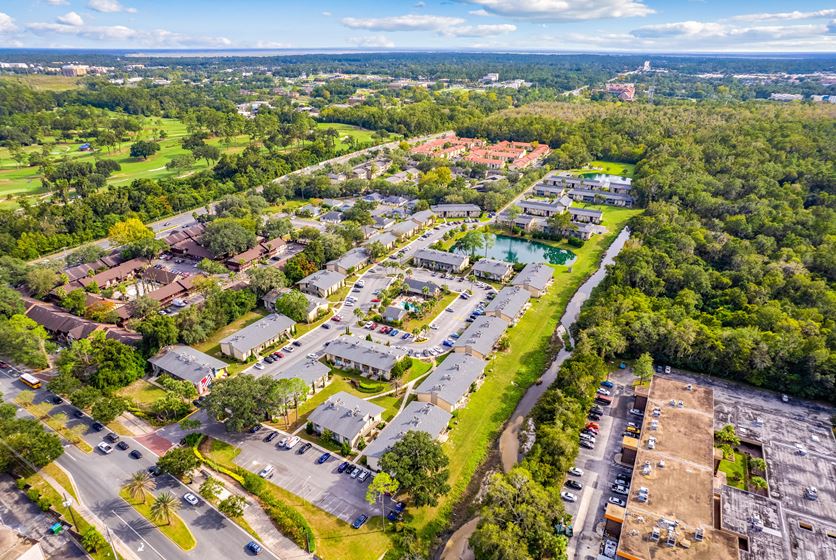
0;0;834;53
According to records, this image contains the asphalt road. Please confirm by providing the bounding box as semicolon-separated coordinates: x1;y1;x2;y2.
0;372;283;560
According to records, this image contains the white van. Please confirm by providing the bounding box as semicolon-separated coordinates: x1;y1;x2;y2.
258;465;274;479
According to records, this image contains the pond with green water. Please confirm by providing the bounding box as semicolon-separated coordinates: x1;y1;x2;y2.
454;234;575;265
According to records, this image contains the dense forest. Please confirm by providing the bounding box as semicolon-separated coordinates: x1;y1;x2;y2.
462;101;835;401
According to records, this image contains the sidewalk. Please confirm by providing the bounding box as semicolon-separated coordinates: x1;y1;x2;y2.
188;468;314;560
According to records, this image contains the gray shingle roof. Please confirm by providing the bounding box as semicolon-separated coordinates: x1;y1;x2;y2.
308;392;384;442
149;345;227;384
273;359;330;386
569;207;604;219
415;353;486;407
472;258;513;277
518;199;565;213
410;209;435;224
391;221;417;237
404;278;440;295
510;262;553;292
219;313;295;354
383;306;408;322
430;203;481;213
484;286;530;319
366;231;397;247
297;270;346;292
568;188;633;202
323;336;407;371
453;316;509;356
364;401;452;463
413;248;469;268
327;248;369;271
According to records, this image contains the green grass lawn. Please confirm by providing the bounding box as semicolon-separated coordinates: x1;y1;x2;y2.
315;122;382;150
407;205;642;539
23;473;119;560
400;292;459;333
0;74;81;91
193;309;266;375
119;487;196;551
117;379;169;408
567;160;636;178
367;393;406;422
718;450;747;490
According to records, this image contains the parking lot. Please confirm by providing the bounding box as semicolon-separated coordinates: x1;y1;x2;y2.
213;426;387;524
563;368;639;560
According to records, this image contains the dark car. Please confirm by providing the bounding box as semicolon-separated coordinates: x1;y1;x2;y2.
264;355;275;364
351;514;369;529
249;424;263;433
129;450;143;459
245;540;262;555
588;413;602;421
298;442;313;454
147;465;162;476
321;323;331;329
565;479;583;490
317;452;331;464
192;397;207;408
105;432;120;443
264;431;279;443
387;510;402;522
91;422;105;432
337;461;350;473
50;395;64;405
116;441;129;450
292;340;302;347
73;409;84;418
393;501;406;513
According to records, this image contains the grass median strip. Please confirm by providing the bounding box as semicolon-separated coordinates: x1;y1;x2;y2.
14;393;93;453
118;488;197;551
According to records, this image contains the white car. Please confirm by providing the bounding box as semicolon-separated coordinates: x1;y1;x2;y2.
597;388;611;396
664;365;671;374
561;491;577;502
306;353;317;359
97;442;113;454
258;465;274;479
254;362;265;370
608;497;626;507
277;437;288;447
603;540;617;558
284;436;300;449
183;492;199;506
568;467;584;477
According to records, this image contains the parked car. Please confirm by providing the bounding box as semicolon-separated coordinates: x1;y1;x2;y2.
611;484;629;495
352;514;368;529
50;395;63;405
317;452;331;464
629;408;643;417
387;510;402;522
129;450;143;459
350;467;361;479
183;492;199;506
147;465;161;477
264;431;279;442
561;491;577;502
292;341;302;347
337;461;350;473
603;540;617;558
245;540;262;555
298;442;313;454
357;470;369;482
249;424;263;433
321;323;331;329
588;413;602;421
568;467;584;477
258;465;274;479
73;409;84;418
580;440;595;450
601;380;614;388
97;442;113;454
116;441;129;450
254;362;265;370
608;496;626;507
565;479;583;490
664;365;671;374
284;436;300;449
264;356;275;364
597;388;611;396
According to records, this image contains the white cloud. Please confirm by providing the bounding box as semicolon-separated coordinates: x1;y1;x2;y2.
322;11;332;16
0;12;16;34
460;0;654;21
348;35;396;48
415;1;426;7
469;9;492;16
444;23;516;36
254;40;292;48
631;20;828;42
87;0;137;14
46;0;69;5
731;9;836;22
341;14;465;32
57;11;85;26
26;20;231;46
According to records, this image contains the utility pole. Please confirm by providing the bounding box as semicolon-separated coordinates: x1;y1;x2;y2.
62;492;79;531
105;526;119;560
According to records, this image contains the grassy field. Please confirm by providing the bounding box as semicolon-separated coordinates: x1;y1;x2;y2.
14;392;93;453
408;204;642;538
201;437;393;560
315;122;380;151
0;115;250;208
0;74;81;91
119;487;197;551
718;450;747;490
568;160;636;178
117;379;169;408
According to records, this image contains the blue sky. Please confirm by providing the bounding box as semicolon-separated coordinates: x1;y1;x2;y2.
0;0;834;52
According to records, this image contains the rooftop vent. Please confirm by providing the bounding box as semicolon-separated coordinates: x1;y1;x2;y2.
651;527;661;542
694;528;704;542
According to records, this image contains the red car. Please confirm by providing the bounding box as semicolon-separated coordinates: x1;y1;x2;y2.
370;322;378;329
331;316;341;322
273;352;284;359
371;298;380;303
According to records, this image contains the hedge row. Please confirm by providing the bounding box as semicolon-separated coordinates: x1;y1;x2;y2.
192;441;316;552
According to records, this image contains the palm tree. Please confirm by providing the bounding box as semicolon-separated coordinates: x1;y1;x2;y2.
150;492;180;526
124;471;154;503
